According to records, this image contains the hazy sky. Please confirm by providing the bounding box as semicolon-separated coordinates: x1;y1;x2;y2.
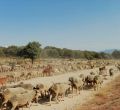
0;0;120;51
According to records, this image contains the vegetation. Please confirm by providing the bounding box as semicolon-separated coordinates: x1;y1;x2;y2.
0;41;119;60
18;42;42;64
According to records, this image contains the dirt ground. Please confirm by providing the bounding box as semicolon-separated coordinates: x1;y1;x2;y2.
76;74;120;110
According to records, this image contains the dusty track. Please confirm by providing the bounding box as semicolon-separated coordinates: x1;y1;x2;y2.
76;72;120;110
7;66;120;110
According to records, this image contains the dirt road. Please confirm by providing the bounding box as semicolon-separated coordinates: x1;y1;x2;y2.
76;73;120;110
8;65;120;110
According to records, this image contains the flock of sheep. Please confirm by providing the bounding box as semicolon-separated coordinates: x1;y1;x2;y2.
0;59;117;84
0;60;119;110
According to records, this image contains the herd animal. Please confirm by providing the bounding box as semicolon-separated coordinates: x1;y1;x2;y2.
0;59;116;84
49;83;71;105
0;65;117;110
69;76;84;95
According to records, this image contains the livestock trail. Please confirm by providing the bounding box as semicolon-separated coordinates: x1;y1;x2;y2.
76;74;120;110
14;65;120;110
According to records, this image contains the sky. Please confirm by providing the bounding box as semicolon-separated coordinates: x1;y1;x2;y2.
0;0;120;51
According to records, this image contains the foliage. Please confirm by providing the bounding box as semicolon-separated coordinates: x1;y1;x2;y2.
19;41;41;63
0;41;120;60
0;47;5;57
3;46;19;57
112;50;120;59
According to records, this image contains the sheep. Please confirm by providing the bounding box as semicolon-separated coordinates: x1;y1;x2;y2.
109;68;114;76
25;72;32;79
0;77;8;88
48;83;71;105
84;74;96;86
69;76;84;95
79;74;85;81
116;65;120;71
1;87;27;107
42;65;54;77
6;75;15;84
7;90;39;110
93;75;104;91
13;82;34;90
35;83;50;99
99;66;107;75
1;65;11;73
12;72;20;82
79;74;87;86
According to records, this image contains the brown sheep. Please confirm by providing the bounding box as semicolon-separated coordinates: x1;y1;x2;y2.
1;87;27;108
35;83;50;99
69;76;84;95
84;74;96;86
48;83;71;105
93;75;104;91
109;68;114;76
7;90;40;110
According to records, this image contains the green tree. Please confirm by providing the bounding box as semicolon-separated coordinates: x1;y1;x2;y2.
62;48;74;58
4;46;18;57
41;46;62;58
21;41;41;64
84;51;94;60
99;52;111;59
112;50;120;59
0;47;5;57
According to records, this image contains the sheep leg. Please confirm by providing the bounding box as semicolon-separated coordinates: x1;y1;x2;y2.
55;93;59;104
78;87;81;94
61;93;65;101
11;103;18;110
35;95;39;103
72;86;74;98
94;84;97;91
2;100;8;108
27;102;31;110
49;94;52;106
75;88;78;95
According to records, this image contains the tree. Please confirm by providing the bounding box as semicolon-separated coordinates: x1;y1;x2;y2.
84;51;94;60
41;46;63;58
4;46;19;57
62;48;74;58
112;50;120;59
21;41;41;64
0;47;5;57
41;48;60;58
99;52;112;59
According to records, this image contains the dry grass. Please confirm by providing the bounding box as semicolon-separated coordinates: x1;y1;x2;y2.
76;76;120;110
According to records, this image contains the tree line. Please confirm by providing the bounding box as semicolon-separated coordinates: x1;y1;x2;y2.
0;41;119;63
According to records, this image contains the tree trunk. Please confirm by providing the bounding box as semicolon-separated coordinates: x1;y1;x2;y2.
31;58;34;64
